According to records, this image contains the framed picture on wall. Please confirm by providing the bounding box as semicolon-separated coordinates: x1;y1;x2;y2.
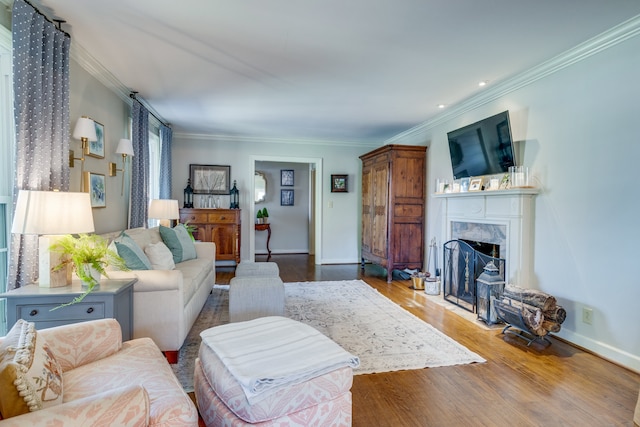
83;172;106;208
85;120;105;158
190;164;231;195
331;174;348;192
281;189;294;206
281;169;294;186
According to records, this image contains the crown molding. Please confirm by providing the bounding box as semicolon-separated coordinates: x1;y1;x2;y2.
387;14;640;144
70;40;167;129
173;131;381;148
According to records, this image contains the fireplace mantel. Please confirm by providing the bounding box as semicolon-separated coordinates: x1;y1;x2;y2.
433;188;539;285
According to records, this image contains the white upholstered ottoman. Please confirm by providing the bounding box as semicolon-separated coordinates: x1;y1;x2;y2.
234;261;279;278
194;317;357;426
229;276;285;322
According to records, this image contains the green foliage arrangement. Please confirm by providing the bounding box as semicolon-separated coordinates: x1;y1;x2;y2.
182;221;197;241
261;208;269;217
50;234;128;308
256;210;264;219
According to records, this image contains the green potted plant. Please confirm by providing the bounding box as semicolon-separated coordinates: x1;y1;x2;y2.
261;208;269;223
256;209;264;224
182;220;198;241
50;234;128;307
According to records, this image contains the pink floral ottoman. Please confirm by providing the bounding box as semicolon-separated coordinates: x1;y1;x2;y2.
194;326;355;426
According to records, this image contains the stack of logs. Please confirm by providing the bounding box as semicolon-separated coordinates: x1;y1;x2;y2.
496;285;567;337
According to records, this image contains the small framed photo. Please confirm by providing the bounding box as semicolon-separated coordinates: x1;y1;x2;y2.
281;189;294;206
331;174;348;193
469;178;483;191
281;169;294;186
84;172;106;208
190;164;231;195
85;120;105;158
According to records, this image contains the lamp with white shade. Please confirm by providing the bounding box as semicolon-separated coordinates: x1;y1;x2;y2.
12;190;95;287
148;199;179;227
109;138;135;195
69;116;98;191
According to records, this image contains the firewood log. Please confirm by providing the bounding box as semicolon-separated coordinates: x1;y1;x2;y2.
544;305;567;324
496;298;547;336
503;285;557;311
542;320;561;333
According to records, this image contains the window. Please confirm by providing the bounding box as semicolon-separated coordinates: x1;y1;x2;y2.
147;127;161;227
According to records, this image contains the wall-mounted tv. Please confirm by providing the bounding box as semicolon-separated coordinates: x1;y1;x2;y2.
447;111;516;180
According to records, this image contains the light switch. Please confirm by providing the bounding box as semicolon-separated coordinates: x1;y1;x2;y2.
328;201;333;208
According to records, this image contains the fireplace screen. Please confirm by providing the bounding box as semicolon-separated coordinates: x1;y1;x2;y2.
442;239;505;313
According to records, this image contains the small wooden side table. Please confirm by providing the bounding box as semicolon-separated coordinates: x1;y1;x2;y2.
1;279;136;341
255;222;272;259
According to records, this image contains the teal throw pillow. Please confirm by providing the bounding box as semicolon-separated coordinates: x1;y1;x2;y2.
159;224;197;264
114;232;152;270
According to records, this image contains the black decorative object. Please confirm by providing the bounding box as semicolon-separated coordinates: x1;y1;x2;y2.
183;179;193;208
229;180;239;209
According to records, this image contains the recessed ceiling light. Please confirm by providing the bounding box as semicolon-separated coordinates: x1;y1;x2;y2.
478;80;488;87
437;104;446;109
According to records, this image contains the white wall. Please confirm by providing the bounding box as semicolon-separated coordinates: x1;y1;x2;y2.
68;60;131;234
171;135;374;264
395;33;640;371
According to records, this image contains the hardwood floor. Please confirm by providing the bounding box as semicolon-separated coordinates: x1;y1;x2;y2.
214;254;639;426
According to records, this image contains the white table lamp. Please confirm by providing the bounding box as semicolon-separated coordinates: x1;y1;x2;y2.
12;190;95;287
148;199;179;227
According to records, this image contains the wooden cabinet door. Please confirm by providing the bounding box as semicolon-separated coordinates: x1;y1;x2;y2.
211;224;237;261
371;162;389;259
361;165;373;254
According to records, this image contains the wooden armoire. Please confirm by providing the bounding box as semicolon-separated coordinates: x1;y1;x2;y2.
360;144;427;282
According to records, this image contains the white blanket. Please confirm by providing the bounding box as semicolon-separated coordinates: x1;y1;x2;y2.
200;316;360;404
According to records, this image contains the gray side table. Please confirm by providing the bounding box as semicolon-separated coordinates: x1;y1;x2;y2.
1;279;136;341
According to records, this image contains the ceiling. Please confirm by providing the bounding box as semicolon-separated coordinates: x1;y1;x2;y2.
28;0;640;144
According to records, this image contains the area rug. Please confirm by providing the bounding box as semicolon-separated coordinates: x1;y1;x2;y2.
172;280;485;392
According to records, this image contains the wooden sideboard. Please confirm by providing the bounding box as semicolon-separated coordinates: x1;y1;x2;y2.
179;208;241;264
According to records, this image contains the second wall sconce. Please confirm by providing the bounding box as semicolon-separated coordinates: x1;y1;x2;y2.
109;138;134;195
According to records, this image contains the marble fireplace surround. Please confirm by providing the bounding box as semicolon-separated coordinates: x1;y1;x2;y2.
433;188;538;285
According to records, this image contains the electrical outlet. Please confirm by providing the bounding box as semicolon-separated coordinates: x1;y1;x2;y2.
582;307;593;325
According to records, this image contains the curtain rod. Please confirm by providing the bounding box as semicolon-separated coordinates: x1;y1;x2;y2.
21;0;71;38
129;92;170;128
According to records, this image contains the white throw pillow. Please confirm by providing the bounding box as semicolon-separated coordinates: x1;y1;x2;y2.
144;241;176;270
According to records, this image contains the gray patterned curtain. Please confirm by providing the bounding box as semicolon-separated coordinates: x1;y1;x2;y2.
158;123;172;199
9;0;70;289
129;99;149;228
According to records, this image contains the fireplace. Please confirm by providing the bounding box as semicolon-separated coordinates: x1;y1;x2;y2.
442;239;505;316
434;188;538;285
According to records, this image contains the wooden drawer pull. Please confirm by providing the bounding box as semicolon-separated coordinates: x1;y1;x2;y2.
86;307;94;314
29;309;38;316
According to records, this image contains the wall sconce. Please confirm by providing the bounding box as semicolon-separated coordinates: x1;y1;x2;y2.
11;190;95;287
148;199;179;227
69;116;97;191
109;139;134;195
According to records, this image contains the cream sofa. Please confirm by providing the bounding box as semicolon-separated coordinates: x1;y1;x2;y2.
100;226;215;362
0;319;198;426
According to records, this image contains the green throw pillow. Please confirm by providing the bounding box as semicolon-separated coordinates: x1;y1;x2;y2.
159;224;197;264
114;232;152;270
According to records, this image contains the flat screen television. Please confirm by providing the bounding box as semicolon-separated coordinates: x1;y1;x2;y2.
447;111;516;180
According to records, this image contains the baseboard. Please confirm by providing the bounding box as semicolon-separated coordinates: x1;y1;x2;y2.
320;258;361;265
558;329;640;374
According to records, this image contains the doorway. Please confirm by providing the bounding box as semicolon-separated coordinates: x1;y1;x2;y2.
249;155;323;263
